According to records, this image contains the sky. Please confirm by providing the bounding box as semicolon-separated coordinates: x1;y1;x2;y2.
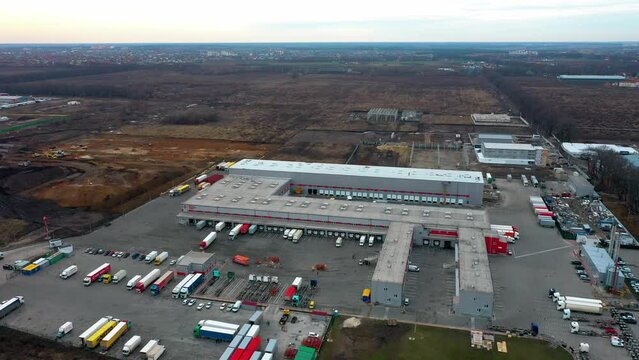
2;0;638;43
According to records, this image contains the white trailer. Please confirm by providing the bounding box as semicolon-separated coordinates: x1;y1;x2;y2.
215;221;226;231
144;251;158;264
229;224;242;239
147;344;165;360
79;316;111;346
557;300;603;314
292;229;303;243
172;274;194;299
200;232;217;250
154;252;169;265
59;265;78;279
283;229;292;239
112;270;127;284
198;320;240;332
140;339;159;354
127;275;142;290
57;321;73;338
136;269;162;292
561;296;603;305
122;335;142;356
292;277;303;289
195;220;207;230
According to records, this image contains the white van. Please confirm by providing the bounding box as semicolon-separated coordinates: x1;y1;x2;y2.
232;300;242;312
368;236;375;247
335;237;343;247
359;235;366;246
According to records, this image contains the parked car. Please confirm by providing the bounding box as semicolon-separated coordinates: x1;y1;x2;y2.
123;252;130;258
579;274;590;281
408;264;420;272
620;312;637;324
571;260;582;265
197;303;204;311
97;249;104;254
3;264;14;270
219;303;226;311
169;259;177;266
132;253;139;260
85;248;92;253
205;302;212;309
574;265;585;270
507;249;513;256
188;299;196;307
611;336;625;347
576;270;586;275
104;250;112;256
182;299;189;305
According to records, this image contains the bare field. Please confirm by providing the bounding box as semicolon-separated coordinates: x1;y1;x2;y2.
423;114;473;125
411;148;465;169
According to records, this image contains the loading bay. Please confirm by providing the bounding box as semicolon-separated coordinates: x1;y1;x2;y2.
1;182;638;359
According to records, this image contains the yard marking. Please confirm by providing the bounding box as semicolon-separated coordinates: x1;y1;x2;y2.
514;245;572;259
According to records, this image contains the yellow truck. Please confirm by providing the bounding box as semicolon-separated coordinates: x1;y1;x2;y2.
169;184;190;197
101;274;113;284
100;320;130;351
85;319;117;349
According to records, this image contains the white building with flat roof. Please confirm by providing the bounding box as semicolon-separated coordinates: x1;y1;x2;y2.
478;143;545;166
561;142;638;158
230;159;485;206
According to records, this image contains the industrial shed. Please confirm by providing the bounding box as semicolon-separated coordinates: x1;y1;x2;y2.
370;222;414;307
229;159;485;206
175;251;216;276
367;108;398;123
568;174;595;198
580;245;625;290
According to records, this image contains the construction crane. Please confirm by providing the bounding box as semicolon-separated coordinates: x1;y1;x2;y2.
43;216;63;248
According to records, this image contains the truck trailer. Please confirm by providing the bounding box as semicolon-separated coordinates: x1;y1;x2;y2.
179;273;203;298
86;319;118;349
112;270;127;284
150;271;175;295
144;251;158;264
215;221;226;231
229;224;242;239
557;300;603;314
172;274;194;299
0;296;24;319
122;335;142;356
197;320;240;332
135;269;162;293
83;263;111;286
200;232;217;250
57;321;73;338
79;316;111;346
127;275;142;290
101;320;130;351
194;325;236;341
59;265;78;279
291;277;303;289
154;252;169;265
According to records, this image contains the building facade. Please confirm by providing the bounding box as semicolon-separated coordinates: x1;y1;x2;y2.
481;143;544;166
367;108;398;123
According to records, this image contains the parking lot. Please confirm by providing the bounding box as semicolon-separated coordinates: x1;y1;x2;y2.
489;180;635;360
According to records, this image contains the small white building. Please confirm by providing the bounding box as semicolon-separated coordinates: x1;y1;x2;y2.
367;108;398;123
479;143;545;166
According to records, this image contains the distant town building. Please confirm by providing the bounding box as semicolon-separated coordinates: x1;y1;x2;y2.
614;81;639;88
474;133;514;146
471;113;511;123
508;49;538;56
557;75;626;81
0;95;30;104
561;143;638;158
367;108;398;123
67;101;81;106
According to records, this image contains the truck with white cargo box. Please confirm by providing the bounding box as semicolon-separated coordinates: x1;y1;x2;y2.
140;339;159;354
122;335;142;356
127;275;142;290
0;296;24;319
229;224;242;239
144;251;158;264
215;221;226;231
198;320;240;331
368;235;375;247
154;251;168;265
335;237;343;247
359;235;366;246
232;300;242;312
79;316;111;346
146;344;165;360
292;277;303;289
135;269;162;292
60;265;78;279
200;232;216;250
172;274;193;298
179;273;203;298
248;310;263;325
195;220;207;230
112;270;127;284
57;321;73;338
283;229;291;238
248;224;258;234
292;229;303;243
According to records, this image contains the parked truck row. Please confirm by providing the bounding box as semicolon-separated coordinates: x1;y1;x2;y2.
77;316;155;357
0;296;24;319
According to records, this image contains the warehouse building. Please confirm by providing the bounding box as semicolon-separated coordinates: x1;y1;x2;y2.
478;143;546;166
471;113;511;123
367;108;398;123
456;228;494;318
580;245;625;290
175;251;216;276
568;174;595;198
474;133;514;146
561;142;638;158
178;170;496;316
557;75;626;81
229;159;485;206
0;95;30;104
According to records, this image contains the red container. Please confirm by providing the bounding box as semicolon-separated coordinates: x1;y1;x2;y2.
230;348;244;360
302;336;322;349
233;256;249;266
239;350;254;360
205;174;224;184
537;211;554;217
240;224;250;234
429;229;458;237
284;286;297;301
246;336;261;352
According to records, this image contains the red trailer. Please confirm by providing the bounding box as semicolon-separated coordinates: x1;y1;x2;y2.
240;224;250;234
230;348;244;360
233;255;250;266
246;337;261;352
302;336;322;349
537;211;554;218
150;271;174;295
239;350;254;360
284;286;297;301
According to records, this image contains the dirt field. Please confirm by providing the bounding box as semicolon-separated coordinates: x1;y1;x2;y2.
0;326;108;360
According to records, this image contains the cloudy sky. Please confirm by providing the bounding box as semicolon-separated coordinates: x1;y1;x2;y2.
2;0;638;43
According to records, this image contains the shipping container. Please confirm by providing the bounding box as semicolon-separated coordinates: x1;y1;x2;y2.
230;334;244;348
264;338;278;353
240;224;250;234
21;263;40;275
248;311;263;325
204;174;224;184
195;325;236;341
249;351;262;360
220;347;235;360
239;336;252;350
237;324;251;337
248;224;258;235
233;255;250;266
246;325;260;338
47;251;65;265
262;353;273;360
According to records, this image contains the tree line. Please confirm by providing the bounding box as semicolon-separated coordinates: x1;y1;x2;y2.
484;71;576;141
587;149;639;215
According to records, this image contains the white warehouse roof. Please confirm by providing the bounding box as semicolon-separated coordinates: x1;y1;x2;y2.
561;143;638;157
231;159;484;184
482;143;541;151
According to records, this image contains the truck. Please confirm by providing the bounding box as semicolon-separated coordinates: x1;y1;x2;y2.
335;237;343;247
283;229;292;239
215;221;226;231
196;220;207;230
127;275;142;290
359;235;366;246
0;296;24;319
144;251;158;264
83;263;111;286
150;271;175;295
172;274;194;299
240;224;250;234
283;286;297;301
179;273;203;298
111;270;127;284
200;232;217;250
233;255;249;266
169;184;190;196
101;320;130;351
292;229;303;243
198;320;240;332
135;269;162;293
368;235;375;247
86;319;118;349
102;274;113;284
140;339;159;355
57;321;73;338
154;251;169;265
292;277;303;289
79;317;111;346
362;288;371;303
194;325;236;341
248;311;263;325
538;216;555;227
486;173;493;184
232;300;242;312
204;174;223;184
229;224;242;239
122;335;142;356
194;174;208;184
562;296;602;305
248;224;258;235
146;344;165;360
556;300;603;314
59;265;78;279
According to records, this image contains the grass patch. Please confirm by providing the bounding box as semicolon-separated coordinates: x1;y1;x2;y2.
0;116;71;134
319;317;571;360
